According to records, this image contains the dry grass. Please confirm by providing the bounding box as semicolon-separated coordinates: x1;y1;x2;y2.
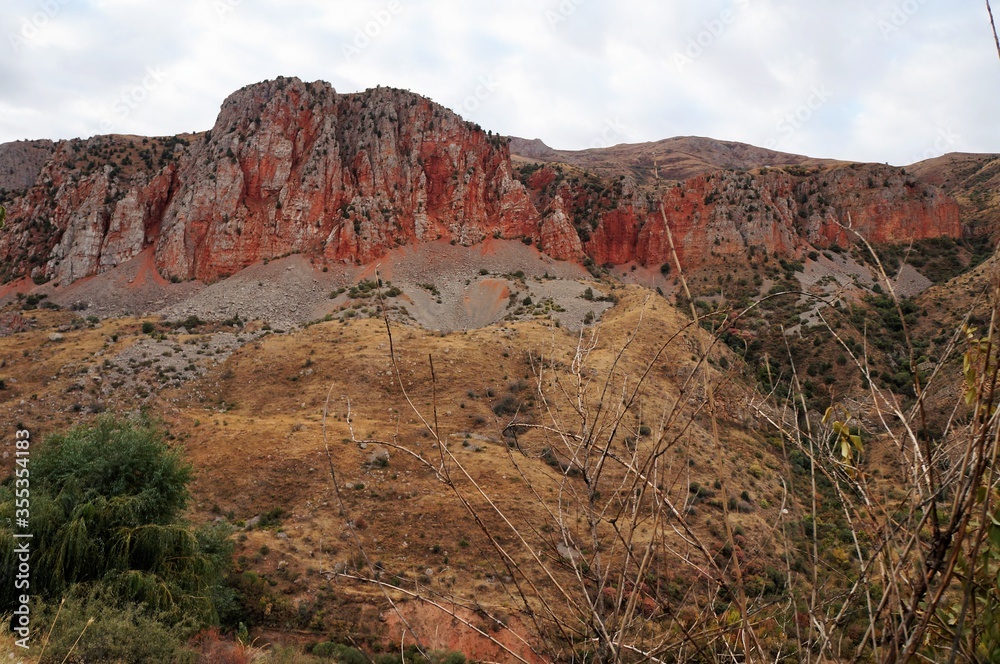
0;284;794;658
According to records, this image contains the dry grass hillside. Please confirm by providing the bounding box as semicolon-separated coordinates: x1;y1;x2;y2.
4;242;1000;662
0;283;812;659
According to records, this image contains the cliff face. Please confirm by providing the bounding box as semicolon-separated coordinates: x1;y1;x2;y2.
0;134;187;285
907;152;1000;239
517;163;960;270
155;79;537;280
0;140;56;193
0;77;964;286
638;165;962;269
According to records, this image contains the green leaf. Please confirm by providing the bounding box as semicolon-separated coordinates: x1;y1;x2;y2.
966;386;978;407
989;524;1000;551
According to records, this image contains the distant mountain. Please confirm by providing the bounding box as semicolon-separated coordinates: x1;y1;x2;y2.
509;135;842;183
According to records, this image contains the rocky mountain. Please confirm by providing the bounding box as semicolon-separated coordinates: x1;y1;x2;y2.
516;160;960;270
907;151;1000;237
1;78;997;664
0;77;965;288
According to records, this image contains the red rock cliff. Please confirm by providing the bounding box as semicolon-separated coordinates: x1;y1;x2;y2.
155;79;538;280
0;78;963;286
516;163;960;272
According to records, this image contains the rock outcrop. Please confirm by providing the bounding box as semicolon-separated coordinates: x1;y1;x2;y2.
516;162;960;271
154;79;537;280
0;77;964;287
0;140;56;193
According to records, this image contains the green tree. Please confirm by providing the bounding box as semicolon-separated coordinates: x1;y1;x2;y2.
0;415;230;624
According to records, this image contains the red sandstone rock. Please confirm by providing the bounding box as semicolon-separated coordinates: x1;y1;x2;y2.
0;78;964;286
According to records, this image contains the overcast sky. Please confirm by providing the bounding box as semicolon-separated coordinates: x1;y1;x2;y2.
1;0;997;166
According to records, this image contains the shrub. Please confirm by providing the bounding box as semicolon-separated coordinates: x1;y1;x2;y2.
30;588;195;663
418;282;440;297
337;645;369;664
181;314;203;329
312;642;368;663
435;653;467;664
492;394;521;416
258;507;285;528
313;641;338;658
0;416;229;624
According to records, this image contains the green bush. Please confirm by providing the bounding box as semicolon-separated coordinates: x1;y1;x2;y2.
312;641;338;658
180;314;203;329
434;653;467;664
0;416;230;623
310;642;366;664
31;589;196;663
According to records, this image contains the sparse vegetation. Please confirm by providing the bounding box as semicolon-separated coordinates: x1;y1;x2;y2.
2;68;1000;664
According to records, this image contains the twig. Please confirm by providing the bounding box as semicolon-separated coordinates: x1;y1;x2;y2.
321;358;429;657
59;617;94;664
36;597;65;663
989;0;1000;61
338;573;535;664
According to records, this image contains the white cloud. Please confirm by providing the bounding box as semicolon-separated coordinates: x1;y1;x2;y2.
0;0;996;165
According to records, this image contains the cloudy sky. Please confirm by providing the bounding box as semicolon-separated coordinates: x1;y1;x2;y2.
1;0;997;165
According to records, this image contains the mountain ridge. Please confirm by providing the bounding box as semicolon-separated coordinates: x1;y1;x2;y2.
509;134;845;183
0;77;967;290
